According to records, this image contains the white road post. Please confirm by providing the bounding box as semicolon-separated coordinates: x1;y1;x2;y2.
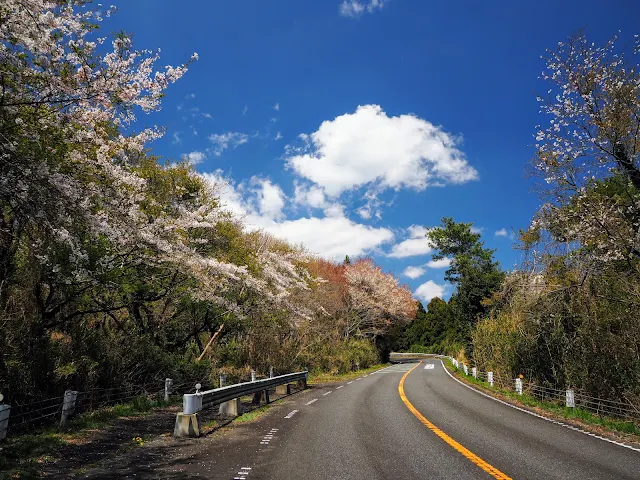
566;389;575;408
60;390;78;427
219;374;226;387
515;378;523;395
488;371;494;387
269;367;274;378
463;364;468;375
0;394;10;441
164;378;173;402
472;367;477;379
251;370;257;382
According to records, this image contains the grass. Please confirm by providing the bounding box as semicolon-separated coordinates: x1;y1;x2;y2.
0;395;180;480
307;363;389;385
442;359;640;438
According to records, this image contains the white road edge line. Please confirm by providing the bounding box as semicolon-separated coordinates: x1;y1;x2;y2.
336;385;344;389
323;391;332;396
347;381;353;384
439;360;640;453
306;398;318;405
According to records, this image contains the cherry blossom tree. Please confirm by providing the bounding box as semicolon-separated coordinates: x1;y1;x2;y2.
533;32;640;266
344;258;416;338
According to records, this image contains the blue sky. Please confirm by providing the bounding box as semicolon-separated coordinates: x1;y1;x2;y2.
105;0;639;304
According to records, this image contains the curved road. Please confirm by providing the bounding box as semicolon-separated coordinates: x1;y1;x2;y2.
232;361;639;479
84;361;640;479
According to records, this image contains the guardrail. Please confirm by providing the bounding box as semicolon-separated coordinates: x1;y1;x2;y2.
174;370;308;437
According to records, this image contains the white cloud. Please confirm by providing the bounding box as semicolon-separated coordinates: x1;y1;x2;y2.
202;113;212;119
275;132;283;141
294;183;327;209
201;172;393;261
407;225;429;238
208;132;249;156
414;280;447;303
426;258;451;269
242;105;248;116
253;178;286;220
286;105;478;197
356;206;372;219
185;93;195;100
403;266;426;279
495;228;508;237
339;0;388;17
273;102;280;111
172;132;181;145
387;224;432;258
182;151;206;165
388;238;433;258
471;226;483;234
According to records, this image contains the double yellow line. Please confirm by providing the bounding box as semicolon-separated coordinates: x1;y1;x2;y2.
398;362;512;480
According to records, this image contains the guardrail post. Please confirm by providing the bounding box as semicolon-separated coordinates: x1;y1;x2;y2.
472;367;477;379
219;397;242;416
60;390;78;427
515;378;523;395
566;389;575;408
0;397;9;441
463;364;468;375
164;378;173;402
175;393;202;437
488;371;494;387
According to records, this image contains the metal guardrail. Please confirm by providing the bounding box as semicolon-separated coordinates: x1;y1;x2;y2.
183;371;308;414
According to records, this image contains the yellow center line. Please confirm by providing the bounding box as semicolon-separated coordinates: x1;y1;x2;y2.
398;362;512;480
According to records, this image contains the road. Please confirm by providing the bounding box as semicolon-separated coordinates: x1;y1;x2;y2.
219;361;639;480
82;360;640;479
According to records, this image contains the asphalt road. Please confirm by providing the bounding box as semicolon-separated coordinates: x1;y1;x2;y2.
216;361;640;480
83;361;640;479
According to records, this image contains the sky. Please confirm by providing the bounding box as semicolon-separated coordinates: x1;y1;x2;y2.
103;0;640;305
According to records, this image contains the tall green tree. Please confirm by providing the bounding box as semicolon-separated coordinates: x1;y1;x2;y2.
428;218;504;350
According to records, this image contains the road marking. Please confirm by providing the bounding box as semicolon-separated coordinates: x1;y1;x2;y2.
440;361;640;453
306;398;318;405
336;385;344;389
323;391;332;396
284;409;298;418
424;364;435;370
399;362;512;480
347;381;353;384
356;378;361;381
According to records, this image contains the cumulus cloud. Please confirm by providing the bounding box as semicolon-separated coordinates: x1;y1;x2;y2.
253;178;286;220
403;266;426;279
339;0;388;17
495;228;508;237
201;172;394;261
294;183;327;209
426;258;451;269
172;132;181;145
182;151;206;165
414;280;447;303
208;132;249;156
275;132;283;140
286;105;477;197
387;224;432;258
273;102;280;111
